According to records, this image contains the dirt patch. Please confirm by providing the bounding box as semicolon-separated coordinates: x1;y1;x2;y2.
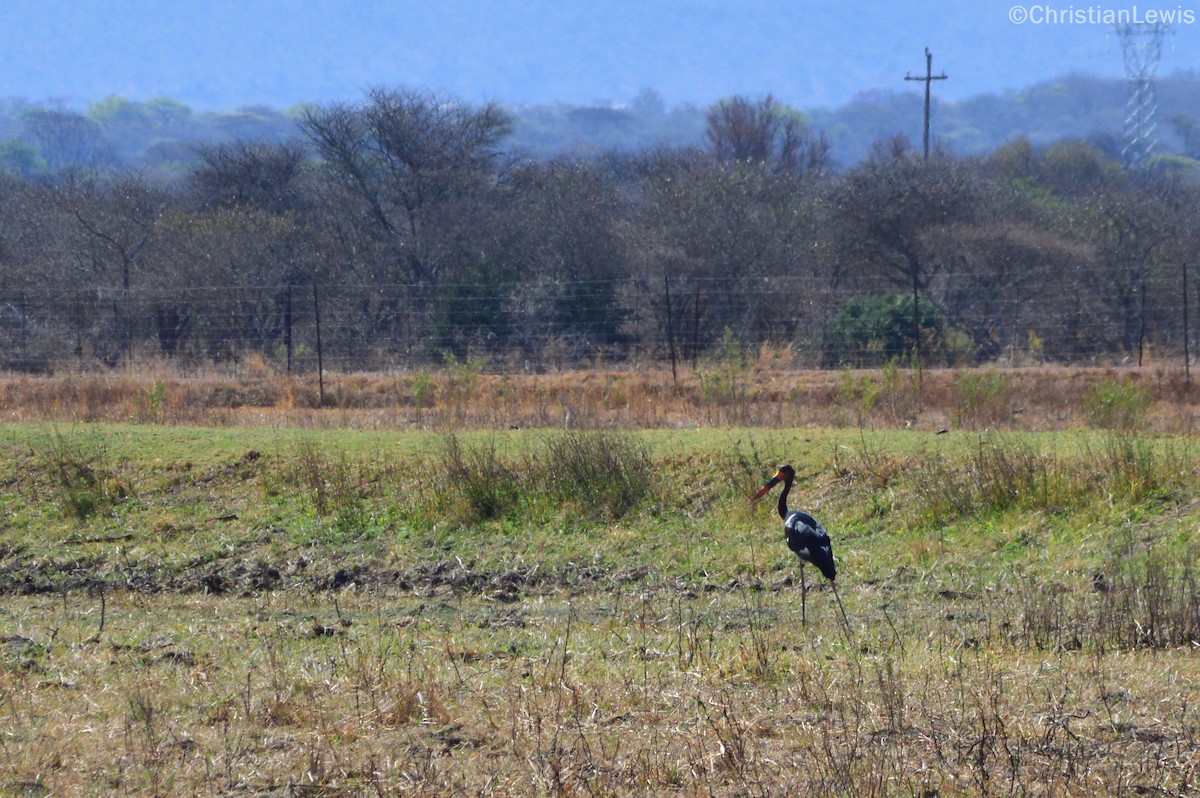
0;551;655;599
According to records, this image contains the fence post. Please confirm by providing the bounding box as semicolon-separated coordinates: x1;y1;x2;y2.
1184;261;1191;383
664;273;677;385
16;290;27;363
313;284;324;405
284;285;293;376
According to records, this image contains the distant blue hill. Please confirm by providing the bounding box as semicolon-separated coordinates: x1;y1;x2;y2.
1;71;1196;176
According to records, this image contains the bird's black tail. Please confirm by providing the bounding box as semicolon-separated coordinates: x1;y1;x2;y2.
810;546;836;582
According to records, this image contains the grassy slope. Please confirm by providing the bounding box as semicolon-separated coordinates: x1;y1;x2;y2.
1;421;1198;795
2;421;1197;610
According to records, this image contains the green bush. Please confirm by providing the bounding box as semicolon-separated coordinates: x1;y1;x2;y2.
538;430;654;521
436;434;524;522
823;292;970;367
1082;378;1151;431
419;430;654;527
41;430;130;520
954;369;1008;430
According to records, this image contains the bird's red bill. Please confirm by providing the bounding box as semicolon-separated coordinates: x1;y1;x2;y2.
750;477;779;502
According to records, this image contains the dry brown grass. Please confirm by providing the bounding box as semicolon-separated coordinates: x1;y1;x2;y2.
2;581;1197;797
3;367;1199;795
2;364;1199;431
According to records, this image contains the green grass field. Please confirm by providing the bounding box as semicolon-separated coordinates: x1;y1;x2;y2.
1;422;1198;796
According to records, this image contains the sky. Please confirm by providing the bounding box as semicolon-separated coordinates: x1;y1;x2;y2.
4;0;1200;111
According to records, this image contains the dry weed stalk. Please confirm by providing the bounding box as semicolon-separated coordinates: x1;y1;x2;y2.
4;365;1199;431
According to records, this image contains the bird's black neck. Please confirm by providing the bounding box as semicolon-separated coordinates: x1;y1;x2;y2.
776;477;792;520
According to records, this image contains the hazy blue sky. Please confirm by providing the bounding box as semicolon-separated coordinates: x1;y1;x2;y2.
4;0;1199;110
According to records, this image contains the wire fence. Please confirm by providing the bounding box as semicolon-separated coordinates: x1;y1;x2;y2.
0;274;1196;374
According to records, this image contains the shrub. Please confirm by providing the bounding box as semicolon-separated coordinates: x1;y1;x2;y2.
41;430;130;519
696;329;753;423
823;292;961;367
287;438;373;536
436;434;524;522
1083;378;1151;431
954;369;1008;430
837;368;882;429
909;434;1064;523
537;430;654;521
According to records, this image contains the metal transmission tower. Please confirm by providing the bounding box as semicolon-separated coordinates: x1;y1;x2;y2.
1117;23;1168;165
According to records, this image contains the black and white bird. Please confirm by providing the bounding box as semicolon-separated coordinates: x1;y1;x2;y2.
750;464;836;624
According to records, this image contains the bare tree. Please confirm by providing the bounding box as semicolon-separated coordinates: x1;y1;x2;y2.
830;149;985;364
492;158;632;363
706;95;830;175
49;173;171;363
299;87;511;286
54;172;169;293
1081;184;1175;363
932;220;1095;362
21;109;105;172
635;147;822;360
190;140;309;213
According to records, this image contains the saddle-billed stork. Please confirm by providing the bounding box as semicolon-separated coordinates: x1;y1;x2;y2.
751;464;837;625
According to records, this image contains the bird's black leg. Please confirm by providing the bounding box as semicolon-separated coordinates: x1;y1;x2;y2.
831;582;853;647
800;563;807;627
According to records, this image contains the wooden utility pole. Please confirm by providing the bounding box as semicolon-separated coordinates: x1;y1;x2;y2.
905;48;948;160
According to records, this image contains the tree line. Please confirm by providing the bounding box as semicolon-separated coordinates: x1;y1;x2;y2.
1;87;1198;374
14;74;1200;173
